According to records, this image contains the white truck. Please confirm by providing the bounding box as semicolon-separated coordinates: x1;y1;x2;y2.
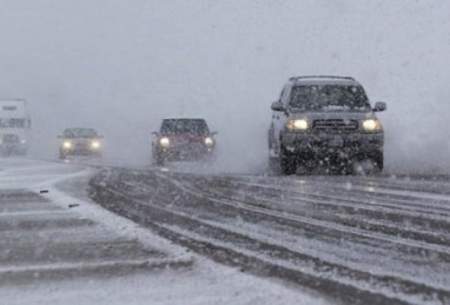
0;99;31;156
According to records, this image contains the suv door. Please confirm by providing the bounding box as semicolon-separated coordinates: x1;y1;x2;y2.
270;85;291;157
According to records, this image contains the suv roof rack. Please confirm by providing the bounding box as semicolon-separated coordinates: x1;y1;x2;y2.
289;75;355;81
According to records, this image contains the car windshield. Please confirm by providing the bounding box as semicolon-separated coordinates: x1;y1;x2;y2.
289;85;371;111
160;119;209;135
63;128;98;138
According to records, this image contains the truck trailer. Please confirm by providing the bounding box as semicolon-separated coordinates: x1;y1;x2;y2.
0;99;31;156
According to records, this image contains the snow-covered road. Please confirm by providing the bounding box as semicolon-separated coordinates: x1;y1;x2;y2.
0;158;329;305
90;165;450;305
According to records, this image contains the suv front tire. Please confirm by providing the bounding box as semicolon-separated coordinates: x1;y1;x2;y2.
280;146;297;175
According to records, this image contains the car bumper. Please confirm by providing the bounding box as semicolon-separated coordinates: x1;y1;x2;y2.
157;145;215;161
281;131;383;156
60;147;102;156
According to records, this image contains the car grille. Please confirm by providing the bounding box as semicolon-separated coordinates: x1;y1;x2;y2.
2;134;20;144
74;143;91;150
312;119;358;133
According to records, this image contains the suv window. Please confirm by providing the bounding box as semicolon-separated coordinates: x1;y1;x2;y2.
161;119;209;135
289;85;370;112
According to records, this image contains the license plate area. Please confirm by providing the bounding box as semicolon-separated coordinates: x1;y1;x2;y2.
328;136;344;147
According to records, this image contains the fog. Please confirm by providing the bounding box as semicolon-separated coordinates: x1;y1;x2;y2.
0;0;449;173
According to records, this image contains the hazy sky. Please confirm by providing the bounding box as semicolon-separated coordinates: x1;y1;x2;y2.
0;0;449;172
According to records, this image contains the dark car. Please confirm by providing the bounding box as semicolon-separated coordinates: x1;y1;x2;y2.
58;128;103;159
268;75;387;175
152;118;217;165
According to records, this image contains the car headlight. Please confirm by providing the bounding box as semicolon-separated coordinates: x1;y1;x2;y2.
91;140;101;149
287;119;308;131
63;141;72;149
362;119;382;132
159;137;170;148
204;137;214;147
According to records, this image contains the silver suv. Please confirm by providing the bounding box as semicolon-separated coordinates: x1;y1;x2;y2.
268;76;386;175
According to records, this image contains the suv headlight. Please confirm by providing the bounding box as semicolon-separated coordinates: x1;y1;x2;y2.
287;119;308;131
204;137;214;147
63;141;72;149
91;140;101;149
362;119;382;132
159;137;170;148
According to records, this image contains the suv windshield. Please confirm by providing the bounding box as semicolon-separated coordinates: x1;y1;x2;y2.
63;128;98;138
289;85;371;111
161;119;209;135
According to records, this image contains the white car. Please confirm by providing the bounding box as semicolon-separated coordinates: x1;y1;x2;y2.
58;128;103;159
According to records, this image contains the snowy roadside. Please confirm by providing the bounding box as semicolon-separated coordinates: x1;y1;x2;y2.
0;158;329;305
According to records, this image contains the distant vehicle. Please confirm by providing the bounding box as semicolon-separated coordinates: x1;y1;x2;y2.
0;99;31;156
58;128;103;159
268;75;387;175
152;118;217;165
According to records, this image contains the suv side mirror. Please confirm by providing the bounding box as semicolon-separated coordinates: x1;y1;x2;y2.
271;100;285;112
373;101;387;112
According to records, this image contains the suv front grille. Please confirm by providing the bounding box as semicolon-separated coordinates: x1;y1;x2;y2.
312;119;358;133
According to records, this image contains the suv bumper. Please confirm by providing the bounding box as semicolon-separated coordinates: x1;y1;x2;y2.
281;131;383;157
